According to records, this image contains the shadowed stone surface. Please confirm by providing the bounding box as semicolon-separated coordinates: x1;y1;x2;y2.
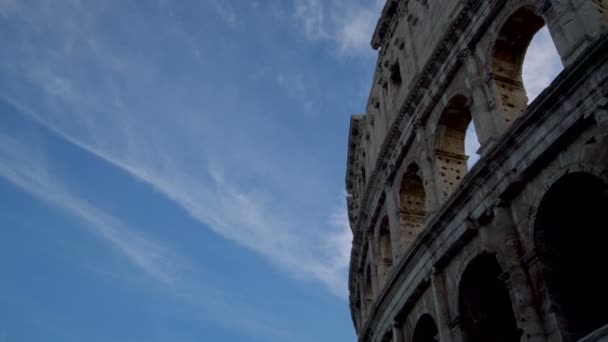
345;1;608;341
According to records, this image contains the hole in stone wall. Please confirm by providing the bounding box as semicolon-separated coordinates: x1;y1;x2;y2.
522;26;563;103
492;8;562;123
398;163;427;246
391;61;403;90
435;95;477;196
412;314;439;342
459;254;520;342
534;173;608;341
465;121;480;169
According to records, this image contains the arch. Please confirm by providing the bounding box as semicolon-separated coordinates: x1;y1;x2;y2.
533;172;608;341
459;253;520;342
412;314;439;342
491;6;546;123
398;163;427;248
376;216;393;289
434;95;476;200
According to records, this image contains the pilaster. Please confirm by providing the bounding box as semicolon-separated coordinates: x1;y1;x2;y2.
392;321;405;342
464;48;506;154
493;202;546;341
431;270;455;342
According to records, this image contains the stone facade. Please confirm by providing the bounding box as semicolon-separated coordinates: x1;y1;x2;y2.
345;1;608;341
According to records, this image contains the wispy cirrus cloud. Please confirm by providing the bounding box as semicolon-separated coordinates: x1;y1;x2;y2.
0;0;353;298
0;133;181;286
294;0;329;41
212;0;238;27
292;0;385;55
0;130;302;341
10;97;352;297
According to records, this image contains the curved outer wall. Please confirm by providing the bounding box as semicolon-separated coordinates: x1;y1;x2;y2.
346;0;608;341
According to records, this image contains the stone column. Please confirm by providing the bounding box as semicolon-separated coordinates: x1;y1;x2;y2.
384;183;405;261
414;120;442;214
494;202;546;342
431;269;454;342
392;321;405;342
360;285;369;322
463;48;506;154
367;237;380;301
538;0;607;66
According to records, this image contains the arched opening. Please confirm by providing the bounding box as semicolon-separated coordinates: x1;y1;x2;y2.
459;254;520;342
522;26;563;103
435;95;478;199
412;314;439;342
377;217;393;289
464;123;480;169
534;173;608;341
492;7;562;124
398;163;427;248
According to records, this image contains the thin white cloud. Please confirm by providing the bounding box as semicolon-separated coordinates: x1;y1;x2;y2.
335;6;378;54
0;134;180;286
0;131;303;341
212;0;238;27
0;0;354;301
294;0;328;41
292;0;384;56
5;93;352;298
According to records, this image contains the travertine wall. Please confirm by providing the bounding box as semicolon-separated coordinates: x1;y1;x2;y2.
345;0;608;341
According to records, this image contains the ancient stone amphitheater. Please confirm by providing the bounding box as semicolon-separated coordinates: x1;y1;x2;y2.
345;1;608;341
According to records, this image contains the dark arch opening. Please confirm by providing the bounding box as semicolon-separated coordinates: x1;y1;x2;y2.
398;163;427;247
435;95;477;199
459;254;520;342
412;314;439;342
492;7;546;123
534;173;608;341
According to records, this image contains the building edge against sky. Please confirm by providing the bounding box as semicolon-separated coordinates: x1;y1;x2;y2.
346;0;608;341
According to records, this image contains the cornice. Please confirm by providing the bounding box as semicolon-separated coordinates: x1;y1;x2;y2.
371;0;405;50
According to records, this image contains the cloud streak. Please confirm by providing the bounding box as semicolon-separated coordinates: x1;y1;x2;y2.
1;85;352;299
0;129;303;341
0;0;355;298
292;0;385;56
0;133;180;286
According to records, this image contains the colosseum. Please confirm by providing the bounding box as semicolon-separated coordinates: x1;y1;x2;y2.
345;1;608;341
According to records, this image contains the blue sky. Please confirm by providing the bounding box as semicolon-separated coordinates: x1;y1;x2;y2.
0;1;561;341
